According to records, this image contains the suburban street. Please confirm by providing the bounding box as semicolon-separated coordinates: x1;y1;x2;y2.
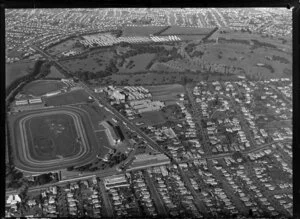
144;171;168;216
185;85;211;155
99;180;114;217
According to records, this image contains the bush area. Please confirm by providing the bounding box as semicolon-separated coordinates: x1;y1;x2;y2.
218;37;250;45
261;64;275;74
272;55;290;64
5;60;53;106
115;43;183;71
6;60;44;97
73;151;127;172
250;39;277;50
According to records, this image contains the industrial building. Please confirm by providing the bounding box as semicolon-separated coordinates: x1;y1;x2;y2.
15;99;28;106
13;98;45;112
28;98;42;104
129;99;165;113
104;174;130;189
127;153;170;171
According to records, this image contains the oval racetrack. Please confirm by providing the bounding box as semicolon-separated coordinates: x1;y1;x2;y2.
9;106;99;173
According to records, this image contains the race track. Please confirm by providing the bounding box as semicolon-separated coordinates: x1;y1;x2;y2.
8;106;103;173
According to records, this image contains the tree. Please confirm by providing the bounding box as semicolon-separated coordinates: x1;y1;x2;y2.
67;166;74;171
37;173;52;185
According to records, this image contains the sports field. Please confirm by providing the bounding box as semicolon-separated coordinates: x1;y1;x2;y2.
22;80;65;96
146;84;185;105
25;113;80;161
138;111;166;126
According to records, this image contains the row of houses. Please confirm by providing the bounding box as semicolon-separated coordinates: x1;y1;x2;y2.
79;34;182;48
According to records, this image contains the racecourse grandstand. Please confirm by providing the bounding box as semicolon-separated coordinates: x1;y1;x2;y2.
101;121;124;146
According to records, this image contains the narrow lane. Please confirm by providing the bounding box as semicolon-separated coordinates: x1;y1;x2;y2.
206;160;248;215
98;180;114;217
185;85;211;155
177;166;209;217
144;171;168;217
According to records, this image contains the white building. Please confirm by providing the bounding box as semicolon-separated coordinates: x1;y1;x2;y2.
104;174;129;189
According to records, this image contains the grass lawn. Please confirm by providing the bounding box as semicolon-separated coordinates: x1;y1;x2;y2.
78;103;108;129
106;71;205;86
183;39;291;79
44;89;90;106
146;84;185;106
160;26;214;35
6;61;35;88
108;72;182;86
26;113;80;161
136;111;166;126
122;25;168;36
60;50;114;74
118;53;155;73
46;66;65;79
263;120;292;130
46;37;80;56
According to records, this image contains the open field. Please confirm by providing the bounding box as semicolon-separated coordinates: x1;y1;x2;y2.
45;66;65;79
6;61;35;88
44;89;90;106
159;26;214;35
262;120;292;130
122;26;168;36
150;62;182;72
135;111;166;126
24;113;80;161
60;50;114;74
146;84;185;105
77;103;108;129
105;71;212;86
218;30;292;51
22;80;66;96
46;37;81;56
200;41;291;79
151;37;292;79
8;106;110;172
108;72;183;85
118;53;155;73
